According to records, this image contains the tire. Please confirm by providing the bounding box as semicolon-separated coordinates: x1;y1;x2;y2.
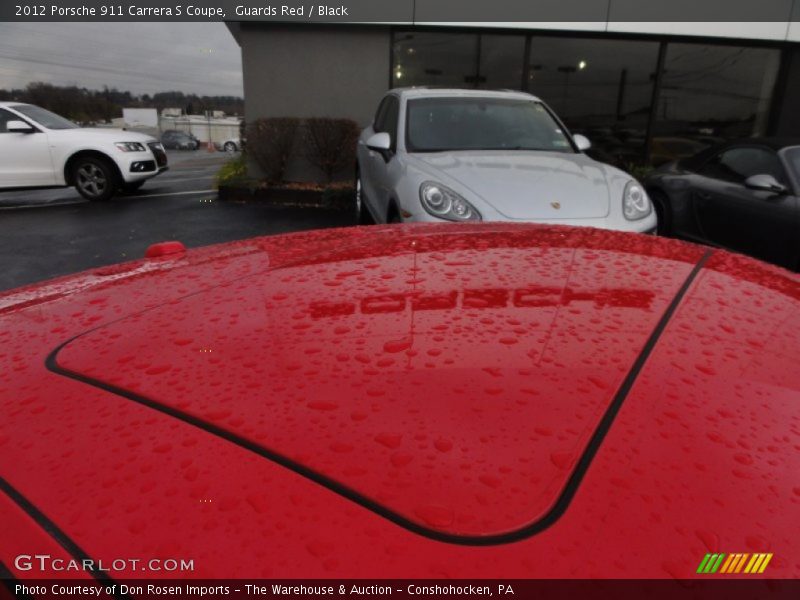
649;189;672;236
122;181;145;194
224;142;237;153
72;156;119;202
355;172;374;224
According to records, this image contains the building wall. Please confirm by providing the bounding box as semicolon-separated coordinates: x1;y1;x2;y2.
227;1;800;42
240;24;391;179
240;24;390;124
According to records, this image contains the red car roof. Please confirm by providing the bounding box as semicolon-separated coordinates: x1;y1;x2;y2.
0;224;798;578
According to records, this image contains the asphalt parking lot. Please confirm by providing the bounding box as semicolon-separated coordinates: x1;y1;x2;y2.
0;151;356;292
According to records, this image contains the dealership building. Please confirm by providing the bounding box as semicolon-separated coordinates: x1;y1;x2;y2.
226;1;800;171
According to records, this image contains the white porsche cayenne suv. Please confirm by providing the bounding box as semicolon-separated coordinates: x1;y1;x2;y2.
356;88;656;233
0;102;167;201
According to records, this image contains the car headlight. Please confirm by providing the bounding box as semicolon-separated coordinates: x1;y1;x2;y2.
115;142;146;152
622;181;652;220
419;182;481;222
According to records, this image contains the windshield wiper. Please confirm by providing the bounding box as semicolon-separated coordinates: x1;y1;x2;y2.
411;146;568;153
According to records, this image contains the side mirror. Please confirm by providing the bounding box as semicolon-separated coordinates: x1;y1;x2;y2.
366;132;393;161
7;120;35;134
745;174;787;195
366;132;392;154
573;134;591;152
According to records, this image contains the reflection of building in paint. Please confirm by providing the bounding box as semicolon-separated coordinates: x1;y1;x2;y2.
306;286;655;319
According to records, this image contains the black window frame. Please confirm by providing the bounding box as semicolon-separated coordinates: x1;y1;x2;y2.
0;108;38;134
389;27;788;166
373;96;392;132
0;108;19;133
373;94;400;152
697;145;789;186
383;96;400;151
780;146;800;194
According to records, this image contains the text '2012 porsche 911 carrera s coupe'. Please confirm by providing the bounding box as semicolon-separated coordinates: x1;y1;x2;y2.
0;224;797;584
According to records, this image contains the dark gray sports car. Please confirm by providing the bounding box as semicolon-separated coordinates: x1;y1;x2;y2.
644;138;800;270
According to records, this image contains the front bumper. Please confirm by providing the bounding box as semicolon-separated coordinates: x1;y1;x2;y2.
118;143;168;183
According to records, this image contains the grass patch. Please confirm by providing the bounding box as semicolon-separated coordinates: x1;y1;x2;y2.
215;154;249;188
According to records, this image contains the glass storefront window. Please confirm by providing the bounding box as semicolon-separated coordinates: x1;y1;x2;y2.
651;44;781;165
526;37;660;166
477;35;526;89
390;31;784;168
392;32;478;88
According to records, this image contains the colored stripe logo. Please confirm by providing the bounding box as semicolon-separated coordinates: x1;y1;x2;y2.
697;553;773;574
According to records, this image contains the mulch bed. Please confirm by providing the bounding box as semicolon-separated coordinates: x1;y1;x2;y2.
218;182;354;211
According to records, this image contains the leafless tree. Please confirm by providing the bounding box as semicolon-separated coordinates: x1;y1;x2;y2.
247;118;301;184
303;118;360;183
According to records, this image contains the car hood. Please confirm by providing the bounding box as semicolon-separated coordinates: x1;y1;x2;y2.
1;224;799;577
408;151;613;220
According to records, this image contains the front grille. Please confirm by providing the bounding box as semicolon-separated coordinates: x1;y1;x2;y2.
148;142;168;167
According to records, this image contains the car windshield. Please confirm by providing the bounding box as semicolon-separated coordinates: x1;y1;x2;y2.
12;104;79;130
785;147;800;182
405;97;574;153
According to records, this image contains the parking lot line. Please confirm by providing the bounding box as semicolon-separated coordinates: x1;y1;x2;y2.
154;175;217;184
126;189;217;199
0;200;89;211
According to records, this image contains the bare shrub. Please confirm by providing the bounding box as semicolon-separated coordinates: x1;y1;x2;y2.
247;118;300;183
303;118;360;183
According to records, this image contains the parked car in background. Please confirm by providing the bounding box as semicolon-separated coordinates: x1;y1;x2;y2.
0;102;167;201
644;138;800;270
215;137;241;152
356;89;657;234
160;129;199;150
649;136;708;167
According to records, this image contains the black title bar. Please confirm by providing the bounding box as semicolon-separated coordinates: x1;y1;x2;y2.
3;580;800;600
2;0;800;22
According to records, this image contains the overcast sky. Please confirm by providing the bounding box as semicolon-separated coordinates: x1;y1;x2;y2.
0;22;243;96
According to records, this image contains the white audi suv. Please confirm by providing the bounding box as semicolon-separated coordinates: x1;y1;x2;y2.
0;102;167;201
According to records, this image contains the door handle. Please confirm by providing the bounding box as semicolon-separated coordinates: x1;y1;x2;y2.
695;191;712;200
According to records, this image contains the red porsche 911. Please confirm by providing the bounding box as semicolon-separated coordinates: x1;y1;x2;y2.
0;224;798;583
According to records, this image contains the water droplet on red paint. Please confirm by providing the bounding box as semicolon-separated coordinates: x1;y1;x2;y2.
330;442;354;453
696;529;719;551
695;364;716;376
414;504;454;528
551;452;573;469
383;338;412;353
374;433;402;449
391;453;413;467
434;438;453;453
478;474;501;489
307;401;338;411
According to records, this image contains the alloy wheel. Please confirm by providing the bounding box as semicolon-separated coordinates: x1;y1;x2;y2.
76;163;108;199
